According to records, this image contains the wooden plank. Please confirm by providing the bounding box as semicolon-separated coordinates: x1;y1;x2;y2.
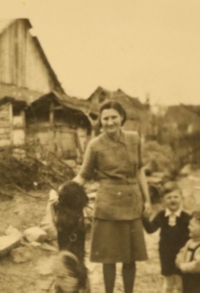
0;133;10;139
27;122;50;128
55;129;77;159
0;123;12;128
0;116;10;121
0;139;10;147
21;110;25;128
74;131;83;160
0;109;9;114
0;128;10;134
0;109;10;114
13;129;25;146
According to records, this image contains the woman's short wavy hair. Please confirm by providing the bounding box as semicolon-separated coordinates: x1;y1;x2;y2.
99;101;127;127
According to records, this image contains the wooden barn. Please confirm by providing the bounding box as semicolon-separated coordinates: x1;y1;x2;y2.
0;18;91;161
0;18;63;95
85;86;150;136
26;91;91;161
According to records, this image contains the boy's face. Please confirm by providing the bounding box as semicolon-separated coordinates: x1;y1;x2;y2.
163;191;182;212
189;216;200;240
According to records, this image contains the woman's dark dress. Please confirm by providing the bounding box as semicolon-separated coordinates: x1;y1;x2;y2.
79;130;148;263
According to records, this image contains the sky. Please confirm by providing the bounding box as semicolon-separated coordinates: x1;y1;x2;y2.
1;0;200;105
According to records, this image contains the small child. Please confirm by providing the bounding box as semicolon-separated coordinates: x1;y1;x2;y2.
176;209;200;293
143;183;190;293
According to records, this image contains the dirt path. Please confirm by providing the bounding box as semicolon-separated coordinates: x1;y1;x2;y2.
0;190;163;293
0;170;200;293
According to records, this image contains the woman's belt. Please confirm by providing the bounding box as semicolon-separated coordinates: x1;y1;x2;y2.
100;178;138;185
94;178;143;220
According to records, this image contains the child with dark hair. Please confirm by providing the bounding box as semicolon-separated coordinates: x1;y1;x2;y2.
54;181;88;259
176;209;200;293
143;183;190;293
52;181;89;293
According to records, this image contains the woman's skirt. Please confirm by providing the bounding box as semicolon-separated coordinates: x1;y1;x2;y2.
90;218;148;263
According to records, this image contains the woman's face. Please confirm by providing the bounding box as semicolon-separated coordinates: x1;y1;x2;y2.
100;108;123;135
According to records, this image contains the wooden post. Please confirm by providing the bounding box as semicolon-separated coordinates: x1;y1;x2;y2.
49;103;54;127
49;102;56;154
8;102;13;145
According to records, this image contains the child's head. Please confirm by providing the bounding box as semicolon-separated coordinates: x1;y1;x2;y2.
163;182;182;212
189;209;200;240
58;181;88;211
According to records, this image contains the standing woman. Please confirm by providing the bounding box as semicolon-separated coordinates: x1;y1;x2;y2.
73;101;151;293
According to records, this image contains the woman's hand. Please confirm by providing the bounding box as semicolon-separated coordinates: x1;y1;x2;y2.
143;201;152;218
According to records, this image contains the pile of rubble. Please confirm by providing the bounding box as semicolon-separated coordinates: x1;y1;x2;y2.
0;183;98;262
0;224;57;263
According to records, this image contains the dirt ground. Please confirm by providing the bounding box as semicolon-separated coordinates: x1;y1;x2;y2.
0;169;200;293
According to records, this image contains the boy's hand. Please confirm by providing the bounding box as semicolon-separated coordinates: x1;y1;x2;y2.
143;201;152;218
175;256;181;268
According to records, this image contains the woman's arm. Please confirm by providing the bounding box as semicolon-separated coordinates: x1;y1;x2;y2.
142;213;160;233
72;174;87;186
72;139;96;186
138;167;152;217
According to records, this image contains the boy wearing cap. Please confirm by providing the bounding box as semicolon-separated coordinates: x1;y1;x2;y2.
176;209;200;293
143;184;190;293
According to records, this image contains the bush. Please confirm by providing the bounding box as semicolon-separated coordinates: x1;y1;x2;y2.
142;141;178;176
0;141;75;192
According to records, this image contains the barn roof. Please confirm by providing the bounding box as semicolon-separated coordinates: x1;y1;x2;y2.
0;96;27;114
53;91;97;114
30;91;91;120
86;86;147;119
88;86;145;109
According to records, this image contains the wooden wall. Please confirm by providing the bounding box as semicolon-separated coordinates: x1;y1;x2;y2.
0;19;59;95
0;103;11;147
0;102;25;148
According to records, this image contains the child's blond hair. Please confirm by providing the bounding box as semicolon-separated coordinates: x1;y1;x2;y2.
163;181;182;197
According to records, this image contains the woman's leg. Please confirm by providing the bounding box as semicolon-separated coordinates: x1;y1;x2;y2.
162;275;175;293
103;263;116;293
173;275;182;293
162;274;183;293
122;262;136;293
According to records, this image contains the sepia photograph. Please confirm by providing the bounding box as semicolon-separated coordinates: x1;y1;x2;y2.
0;1;200;292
